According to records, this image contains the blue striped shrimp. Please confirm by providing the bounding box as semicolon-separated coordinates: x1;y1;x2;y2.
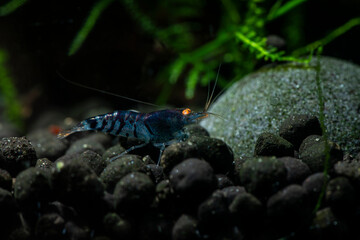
57;65;221;164
58;108;209;164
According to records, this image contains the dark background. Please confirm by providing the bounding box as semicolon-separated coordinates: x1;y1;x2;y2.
0;0;359;125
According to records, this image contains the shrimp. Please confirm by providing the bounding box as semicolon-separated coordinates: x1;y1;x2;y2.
58;108;209;164
57;64;221;164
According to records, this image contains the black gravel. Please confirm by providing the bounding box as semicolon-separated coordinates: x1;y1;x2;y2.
0;168;12;191
114;172;155;215
279;114;322;150
0;188;19;238
0;137;37;176
51;158;105;219
14;167;52;211
1;113;359;239
169;158;217;206
278;156;311;184
103;212;132;239
35;213;65;240
238;156;287;201
254;132;294;157
56;150;106;176
99;154;146;193
35;158;55;170
325;177;356;217
266;184;311;236
27;129;68;161
172;214;199;240
299;135;343;172
187;136;234;174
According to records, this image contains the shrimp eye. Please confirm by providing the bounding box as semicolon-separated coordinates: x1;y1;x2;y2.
182;108;191;115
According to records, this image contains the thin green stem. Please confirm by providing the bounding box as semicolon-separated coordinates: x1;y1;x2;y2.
313;47;331;213
293;17;360;56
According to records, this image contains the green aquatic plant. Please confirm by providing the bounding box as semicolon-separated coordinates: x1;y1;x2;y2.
313;47;331;214
0;49;23;129
60;0;360;102
1;0;359;102
68;0;115;56
0;0;27;16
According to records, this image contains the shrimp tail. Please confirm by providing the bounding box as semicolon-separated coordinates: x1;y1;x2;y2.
57;126;85;139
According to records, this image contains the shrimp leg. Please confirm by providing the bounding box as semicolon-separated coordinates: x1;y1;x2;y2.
157;143;166;166
109;142;149;162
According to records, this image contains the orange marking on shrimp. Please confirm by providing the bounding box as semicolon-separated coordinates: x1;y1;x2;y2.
182;108;191;115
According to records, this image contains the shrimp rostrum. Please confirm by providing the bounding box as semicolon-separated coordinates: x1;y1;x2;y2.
58;108;209;163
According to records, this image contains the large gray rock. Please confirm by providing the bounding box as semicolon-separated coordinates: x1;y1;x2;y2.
201;57;360;158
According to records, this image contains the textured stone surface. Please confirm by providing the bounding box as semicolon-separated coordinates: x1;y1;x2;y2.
201;57;360;157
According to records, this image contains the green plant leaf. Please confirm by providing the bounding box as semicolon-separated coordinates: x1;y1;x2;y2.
0;0;27;16
0;49;23;129
292;17;360;56
267;0;307;21
185;66;201;99
68;0;114;56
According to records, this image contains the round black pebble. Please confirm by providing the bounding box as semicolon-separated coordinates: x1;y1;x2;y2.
238;156;287;201
169;158;217;203
267;184;311;235
14;167;51;210
0;188;19;238
197;192;230;229
309;207;350;239
102;144;126;164
63;221;90;240
302;172;329;205
172;214;199;240
146;164;164;184
254;132;294;157
0;137;37;176
135;213;172;240
229;192;263;230
184;124;210;137
56;150;106;176
187;136;234;174
51;159;104;212
155;180;176;213
334;160;360;189
103;212;132;239
278;157;311;184
35;158;55;171
299;135;323;153
0;168;12;191
35;213;65;240
66;137;105;155
85;132;113;149
299;136;343;172
215;186;246;206
279;114;322;150
27;129;68;161
216;174;234;189
160;141;198;175
325;177;356;217
100;154;146;193
114;172;155;214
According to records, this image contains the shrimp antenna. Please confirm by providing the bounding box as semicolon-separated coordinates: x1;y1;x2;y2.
209;77;238;106
206;111;227;121
56;71;160;108
204;63;222;112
